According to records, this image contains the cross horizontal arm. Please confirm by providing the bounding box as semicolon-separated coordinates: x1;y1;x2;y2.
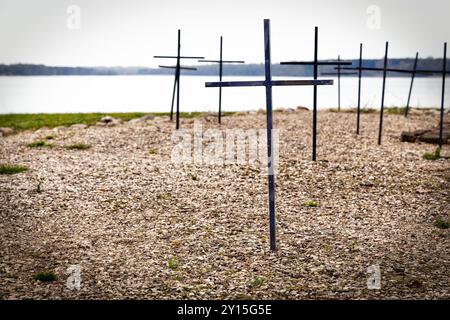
159;65;197;70
198;60;246;64
420;70;450;74
205;79;333;88
154;55;205;59
280;61;352;66
340;66;447;74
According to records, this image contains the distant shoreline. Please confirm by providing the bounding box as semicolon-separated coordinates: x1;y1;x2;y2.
1;60;448;77
0;74;444;78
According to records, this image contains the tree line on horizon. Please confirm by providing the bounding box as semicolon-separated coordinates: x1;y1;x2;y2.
0;58;448;77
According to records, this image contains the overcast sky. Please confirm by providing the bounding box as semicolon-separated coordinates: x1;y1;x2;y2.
0;0;449;67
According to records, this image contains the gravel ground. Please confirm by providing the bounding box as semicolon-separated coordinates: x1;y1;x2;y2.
0;109;449;299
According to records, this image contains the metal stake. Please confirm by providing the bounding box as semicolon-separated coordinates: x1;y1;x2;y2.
378;41;389;145
357;43;363;135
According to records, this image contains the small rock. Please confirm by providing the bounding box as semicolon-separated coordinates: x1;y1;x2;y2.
0;127;13;137
100;116;114;124
99;116;123;126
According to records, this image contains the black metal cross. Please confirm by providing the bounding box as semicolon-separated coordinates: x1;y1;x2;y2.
154;29;204;129
321;55;357;112
205;20;333;251
342;42;449;145
198;36;245;124
279;27;351;161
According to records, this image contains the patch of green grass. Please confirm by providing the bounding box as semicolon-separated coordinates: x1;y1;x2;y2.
0;164;28;174
167;257;179;271
384;107;406;115
251;276;265;288
304;200;319;207
64;143;91;150
329;108;376;114
0;112;237;132
149;148;157;155
434;218;450;229
423;148;441;161
34;270;57;282
27;140;52;148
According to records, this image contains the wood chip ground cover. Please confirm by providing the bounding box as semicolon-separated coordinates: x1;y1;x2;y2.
0;110;448;299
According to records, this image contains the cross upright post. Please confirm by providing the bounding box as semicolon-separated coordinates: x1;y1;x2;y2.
219;36;223;122
175;30;181;130
378;41;389;145
205;19;333;251
154;29;204;129
357;43;363;134
338;55;341;111
198;36;245;124
321;57;357;112
439;42;447;149
313;27;318;162
279;27;351;161
405;52;419;118
263;21;276;251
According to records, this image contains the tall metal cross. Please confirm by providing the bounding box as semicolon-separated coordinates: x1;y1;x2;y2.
342;42;448;145
279;27;351;161
198;36;245;124
154;29;204;129
321;55;357;112
205;19;333;251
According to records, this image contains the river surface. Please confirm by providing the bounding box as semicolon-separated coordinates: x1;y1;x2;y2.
0;75;448;114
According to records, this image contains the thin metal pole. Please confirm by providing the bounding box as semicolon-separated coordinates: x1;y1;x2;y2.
357;43;363;134
439;43;447;149
312;26;318;161
264;19;276;252
378;41;389;145
219;36;223;124
170;75;177;121
338;55;341;112
405;52;418;118
176;29;181;130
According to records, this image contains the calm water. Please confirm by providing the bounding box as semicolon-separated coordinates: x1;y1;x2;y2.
0;75;448;114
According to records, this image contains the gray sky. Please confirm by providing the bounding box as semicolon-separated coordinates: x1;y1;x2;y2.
0;0;449;67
